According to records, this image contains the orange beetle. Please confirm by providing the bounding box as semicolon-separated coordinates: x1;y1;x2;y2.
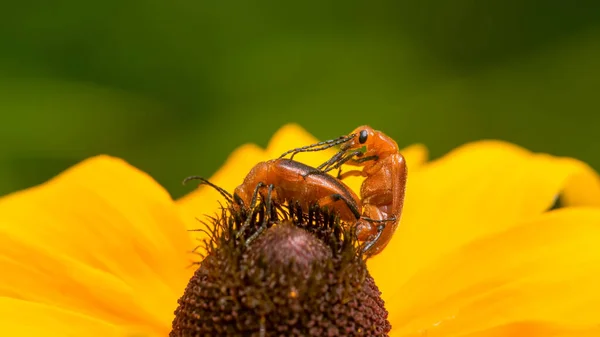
185;158;362;243
283;125;407;256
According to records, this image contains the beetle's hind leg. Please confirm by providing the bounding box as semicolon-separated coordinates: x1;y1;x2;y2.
360;223;385;255
316;193;361;220
360;215;397;223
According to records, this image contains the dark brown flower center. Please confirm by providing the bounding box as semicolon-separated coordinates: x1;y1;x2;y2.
248;222;332;273
170;203;391;336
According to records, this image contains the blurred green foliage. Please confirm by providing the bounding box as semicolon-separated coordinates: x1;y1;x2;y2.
0;1;599;198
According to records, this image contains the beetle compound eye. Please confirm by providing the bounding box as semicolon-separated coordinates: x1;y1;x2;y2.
358;130;368;144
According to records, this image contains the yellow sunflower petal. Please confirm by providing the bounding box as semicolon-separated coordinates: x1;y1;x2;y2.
387;207;600;337
0;297;123;337
265;124;321;156
456;322;600;337
0;156;192;335
370;140;600;308
557;157;600;207
398;143;429;170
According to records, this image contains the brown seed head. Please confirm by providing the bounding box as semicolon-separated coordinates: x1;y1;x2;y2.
170;203;391;336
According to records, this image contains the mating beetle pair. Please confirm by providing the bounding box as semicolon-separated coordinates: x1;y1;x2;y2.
187;125;407;257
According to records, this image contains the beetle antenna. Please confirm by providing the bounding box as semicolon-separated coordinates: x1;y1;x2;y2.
278;134;355;160
182;176;233;203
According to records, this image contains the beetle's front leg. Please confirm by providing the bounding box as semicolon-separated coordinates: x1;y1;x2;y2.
337;169;365;180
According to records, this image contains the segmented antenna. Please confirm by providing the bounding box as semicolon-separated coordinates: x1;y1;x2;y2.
278;133;355;160
182;176;233;204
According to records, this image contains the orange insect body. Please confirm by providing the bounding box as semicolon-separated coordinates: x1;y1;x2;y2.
335;125;407;256
233;158;362;223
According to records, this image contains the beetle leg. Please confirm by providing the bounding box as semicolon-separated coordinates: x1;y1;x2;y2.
236;182;265;239
299;151;346;179
361;223;385;256
318;150;365;173
337;169;365;180
360;215;397;223
316;193;361;220
350;155;379;164
302;149;364;180
316;150;348;171
246;184;274;245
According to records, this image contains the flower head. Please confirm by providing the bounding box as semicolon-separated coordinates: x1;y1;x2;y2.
171;203;389;336
0;124;599;336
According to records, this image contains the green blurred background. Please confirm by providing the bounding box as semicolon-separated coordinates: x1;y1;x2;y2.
1;1;599;198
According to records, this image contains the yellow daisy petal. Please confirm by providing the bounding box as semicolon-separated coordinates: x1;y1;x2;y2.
264;123;325;159
397;143;429;170
0;156;192;336
557;157;600;207
0;297;123;337
369;140;600;302
456;322;600;337
388;208;600;337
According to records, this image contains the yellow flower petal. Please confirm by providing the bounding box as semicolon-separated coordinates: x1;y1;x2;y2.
557;157;600;207
455;322;600;337
0;156;192;336
388;207;600;337
0;297;122;337
399;143;429;170
264;123;327;161
369;140;600;301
